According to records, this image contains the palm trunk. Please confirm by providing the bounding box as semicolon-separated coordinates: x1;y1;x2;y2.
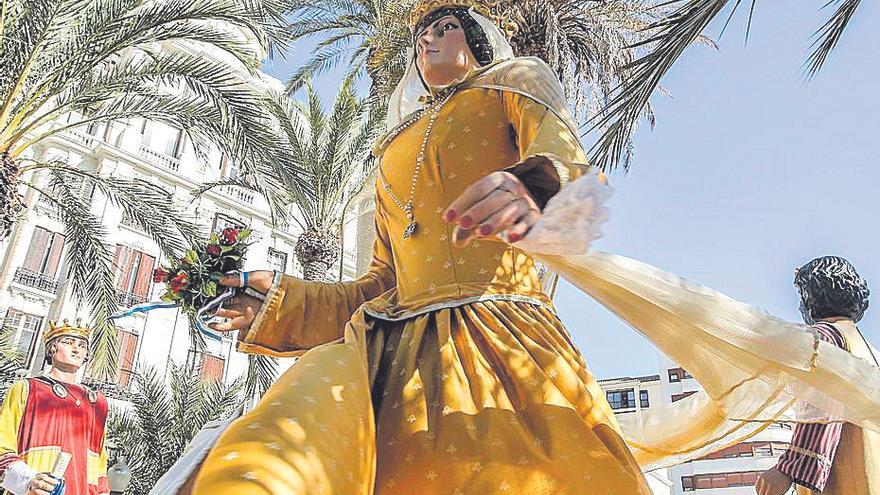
1;153;23;240
295;226;341;282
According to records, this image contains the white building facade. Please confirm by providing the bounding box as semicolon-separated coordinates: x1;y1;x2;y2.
597;373;673;495
657;353;794;494
0;107;369;395
599;354;796;494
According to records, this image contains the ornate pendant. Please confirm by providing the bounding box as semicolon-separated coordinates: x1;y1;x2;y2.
403;222;418;239
52;383;68;399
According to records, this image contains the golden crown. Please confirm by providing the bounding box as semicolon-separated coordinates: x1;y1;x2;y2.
407;0;505;32
45;318;91;343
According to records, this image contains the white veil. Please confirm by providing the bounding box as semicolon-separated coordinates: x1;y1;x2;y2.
386;8;515;129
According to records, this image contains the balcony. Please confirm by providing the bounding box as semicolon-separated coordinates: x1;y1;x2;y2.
62;128;97;148
219;185;255;205
117;291;147;309
12;267;59;294
138;144;180;172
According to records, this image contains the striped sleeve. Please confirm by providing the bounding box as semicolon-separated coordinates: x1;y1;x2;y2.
775;323;847;492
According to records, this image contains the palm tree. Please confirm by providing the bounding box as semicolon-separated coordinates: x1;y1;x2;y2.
505;0;705;165
283;1;687;158
0;0;298;379
106;365;241;494
252;77;383;281
283;0;416;98
588;0;864;170
192;78;379;397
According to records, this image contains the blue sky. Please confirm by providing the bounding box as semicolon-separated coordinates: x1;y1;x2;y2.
263;1;880;379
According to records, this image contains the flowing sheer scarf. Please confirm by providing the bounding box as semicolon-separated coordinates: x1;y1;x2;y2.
519;177;880;469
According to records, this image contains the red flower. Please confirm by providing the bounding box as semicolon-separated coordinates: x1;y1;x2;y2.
206;244;221;256
153;267;170;283
221;228;239;245
168;272;190;293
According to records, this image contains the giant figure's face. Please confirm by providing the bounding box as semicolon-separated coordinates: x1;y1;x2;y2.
51;336;88;371
415;15;480;89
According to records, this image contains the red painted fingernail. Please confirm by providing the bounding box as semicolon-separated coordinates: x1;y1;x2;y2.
445;209;457;221
479;225;492;236
508;233;521;243
460;216;473;228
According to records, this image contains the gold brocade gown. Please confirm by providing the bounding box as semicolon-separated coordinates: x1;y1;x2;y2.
192;83;652;494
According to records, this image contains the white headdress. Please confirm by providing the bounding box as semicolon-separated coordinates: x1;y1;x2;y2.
386;8;514;129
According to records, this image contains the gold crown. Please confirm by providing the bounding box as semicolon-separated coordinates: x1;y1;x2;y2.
407;0;503;32
45;318;91;343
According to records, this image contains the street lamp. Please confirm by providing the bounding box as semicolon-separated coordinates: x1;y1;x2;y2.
108;456;132;495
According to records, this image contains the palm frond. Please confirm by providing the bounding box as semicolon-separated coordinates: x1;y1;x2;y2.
245;354;278;401
284;0;415;96
108;366;242;493
284;43;356;95
589;0;863;170
0;326;25;390
805;0;861;77
23;162;203;259
22;177;119;380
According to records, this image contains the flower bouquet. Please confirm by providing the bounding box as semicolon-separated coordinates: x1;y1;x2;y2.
153;227;252;313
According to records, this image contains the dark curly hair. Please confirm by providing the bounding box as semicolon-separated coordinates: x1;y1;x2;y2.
415;7;495;67
794;256;870;323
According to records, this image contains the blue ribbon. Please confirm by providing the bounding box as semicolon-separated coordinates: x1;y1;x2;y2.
110;300;224;342
49;478;65;495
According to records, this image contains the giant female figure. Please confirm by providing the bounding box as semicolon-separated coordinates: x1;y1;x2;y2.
191;2;650;493
186;2;880;494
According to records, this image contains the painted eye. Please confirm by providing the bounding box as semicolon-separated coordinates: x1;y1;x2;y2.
443;22;458;31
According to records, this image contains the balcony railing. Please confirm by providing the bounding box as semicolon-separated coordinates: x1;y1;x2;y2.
117;291;147;309
12;267;59;294
61;128;97;147
219;185;255;205
138;145;180;172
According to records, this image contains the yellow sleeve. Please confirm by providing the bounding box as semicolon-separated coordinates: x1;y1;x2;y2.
237;200;396;357
96;428;109;495
501;91;590;208
0;381;27;460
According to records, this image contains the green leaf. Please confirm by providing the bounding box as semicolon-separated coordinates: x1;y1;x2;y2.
203;281;218;297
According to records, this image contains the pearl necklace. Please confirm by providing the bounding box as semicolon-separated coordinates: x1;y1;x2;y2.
379;88;457;239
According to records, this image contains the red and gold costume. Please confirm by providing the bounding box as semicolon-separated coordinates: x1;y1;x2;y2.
0;321;109;495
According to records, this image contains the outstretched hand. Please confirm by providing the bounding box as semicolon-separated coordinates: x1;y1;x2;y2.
443;171;541;247
207;271;274;334
756;468;793;495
